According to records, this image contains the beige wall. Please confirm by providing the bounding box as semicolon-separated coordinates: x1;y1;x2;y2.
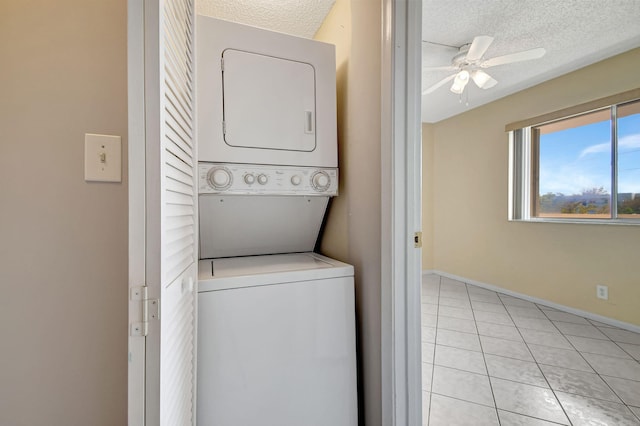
422;123;435;270
315;0;351;262
0;1;128;425
316;0;383;424
423;48;640;326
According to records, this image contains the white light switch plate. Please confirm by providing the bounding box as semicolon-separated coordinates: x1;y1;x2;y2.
85;133;121;182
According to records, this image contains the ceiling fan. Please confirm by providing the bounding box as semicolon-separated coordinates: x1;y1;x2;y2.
422;36;546;95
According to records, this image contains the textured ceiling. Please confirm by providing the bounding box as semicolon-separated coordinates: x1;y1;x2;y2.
422;0;640;123
196;0;335;38
195;1;640;123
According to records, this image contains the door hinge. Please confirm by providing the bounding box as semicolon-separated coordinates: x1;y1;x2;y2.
414;231;423;248
130;286;160;337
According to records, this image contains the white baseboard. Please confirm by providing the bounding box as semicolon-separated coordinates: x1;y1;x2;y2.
422;270;640;334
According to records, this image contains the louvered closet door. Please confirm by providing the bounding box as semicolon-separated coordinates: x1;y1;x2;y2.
143;0;197;424
159;0;197;424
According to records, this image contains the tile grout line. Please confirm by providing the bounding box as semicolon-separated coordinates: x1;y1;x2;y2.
463;281;502;426
428;391;497;410
497;289;640;424
498;294;573;425
486;291;640;424
497;409;569;426
424;275;640;424
609;338;640;366
539;304;637;412
482;318;640;370
425;274;442;426
492;287;574;426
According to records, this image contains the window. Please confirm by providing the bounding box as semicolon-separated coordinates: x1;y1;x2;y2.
509;96;640;223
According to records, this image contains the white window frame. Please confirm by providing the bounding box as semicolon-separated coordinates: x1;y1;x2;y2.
509;97;640;225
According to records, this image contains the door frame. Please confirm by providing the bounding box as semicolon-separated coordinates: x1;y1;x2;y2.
381;0;423;425
127;0;423;424
127;0;146;424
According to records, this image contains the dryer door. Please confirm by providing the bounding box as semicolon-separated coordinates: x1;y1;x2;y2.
222;49;316;152
196;16;337;168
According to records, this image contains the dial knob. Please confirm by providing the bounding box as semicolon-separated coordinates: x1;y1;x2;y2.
257;174;268;185
207;167;232;190
291;175;302;186
311;171;331;191
244;174;255;184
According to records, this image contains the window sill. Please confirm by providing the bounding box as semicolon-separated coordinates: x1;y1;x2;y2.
509;217;640;226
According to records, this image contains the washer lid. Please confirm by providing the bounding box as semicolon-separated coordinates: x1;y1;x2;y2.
198;252;354;292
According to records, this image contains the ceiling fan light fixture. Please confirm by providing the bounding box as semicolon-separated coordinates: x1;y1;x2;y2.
450;70;470;94
456;70;470;82
471;70;497;89
450;82;464;94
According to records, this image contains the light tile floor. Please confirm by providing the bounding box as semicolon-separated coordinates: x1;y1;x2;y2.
422;274;640;426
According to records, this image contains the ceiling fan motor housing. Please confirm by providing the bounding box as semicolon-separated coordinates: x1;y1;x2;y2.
452;44;472;67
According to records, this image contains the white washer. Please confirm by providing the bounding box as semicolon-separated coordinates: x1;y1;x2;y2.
196;15;337;167
197;252;358;426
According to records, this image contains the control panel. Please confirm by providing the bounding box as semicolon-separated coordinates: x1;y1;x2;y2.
198;163;338;196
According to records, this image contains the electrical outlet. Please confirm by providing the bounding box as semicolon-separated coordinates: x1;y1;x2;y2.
596;285;608;300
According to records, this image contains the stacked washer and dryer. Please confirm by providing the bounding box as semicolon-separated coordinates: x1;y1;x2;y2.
195;16;358;426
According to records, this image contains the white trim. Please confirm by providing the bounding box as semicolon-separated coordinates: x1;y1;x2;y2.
142;0;162;422
423;270;640;334
381;0;422;425
509;218;640;226
127;0;146;424
404;0;423;425
379;0;395;419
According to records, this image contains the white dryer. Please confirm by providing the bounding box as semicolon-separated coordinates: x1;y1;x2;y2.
196;15;337;168
197;252;358;426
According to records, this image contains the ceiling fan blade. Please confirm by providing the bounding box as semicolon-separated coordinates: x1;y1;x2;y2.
423;65;457;72
471;70;497;89
481;47;546;68
465;36;494;61
422;74;456;95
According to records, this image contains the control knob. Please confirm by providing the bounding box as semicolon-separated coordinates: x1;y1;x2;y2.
244;174;255;184
291;175;302;186
311;171;331;191
257;174;268;185
207;166;232;190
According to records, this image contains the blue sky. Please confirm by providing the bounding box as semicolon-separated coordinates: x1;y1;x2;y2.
538;114;640;195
